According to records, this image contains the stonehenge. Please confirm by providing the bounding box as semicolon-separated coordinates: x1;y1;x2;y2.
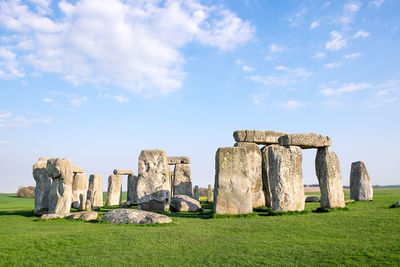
193;185;199;200
207;184;213;202
87;174;103;208
168;156;193;197
350;161;373;201
71;171;88;209
127;174;139;205
32;158;51;215
278;133;332;149
106;174;122;206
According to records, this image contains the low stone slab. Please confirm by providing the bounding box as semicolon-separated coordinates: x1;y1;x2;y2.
233;130;286;145
350;161;373;201
67;211;98;221
278;133;331;149
167;156;190;165
113;169;134;175
305;196;320;202
72;166;85;173
40;213;69;220
171;195;201;212
102;209;172;224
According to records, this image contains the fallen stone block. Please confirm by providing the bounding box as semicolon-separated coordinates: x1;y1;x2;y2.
278;133;332;149
67;211;98;221
305;196;320;202
40;213;70;220
171;195;201;212
102;209;172;224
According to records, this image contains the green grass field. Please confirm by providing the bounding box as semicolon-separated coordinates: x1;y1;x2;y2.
1;189;399;266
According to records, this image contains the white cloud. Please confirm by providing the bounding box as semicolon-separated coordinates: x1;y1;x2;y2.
0;140;15;145
324;62;342;69
353;30;370;39
319;82;372;96
0;47;24;79
265;55;274;61
344;1;362;13
369;0;384;8
367;80;399;107
313;52;326;59
325;31;347;51
278;100;307;109
0;112;12;119
343;53;361;60
42;97;52;102
310;21;320;29
0;0;254;96
100;93;130;103
247;66;312;87
269;44;286;53
70;96;88;107
242;65;254;72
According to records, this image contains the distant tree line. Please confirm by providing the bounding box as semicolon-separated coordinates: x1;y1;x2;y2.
16;186;35;198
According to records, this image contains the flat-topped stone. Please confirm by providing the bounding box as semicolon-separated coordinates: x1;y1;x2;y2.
233;130;286;145
278;133;331;149
167;156;190;165
72;166;85;173
113;169;134;175
171;195;201;212
350;161;373;201
102;209;172;224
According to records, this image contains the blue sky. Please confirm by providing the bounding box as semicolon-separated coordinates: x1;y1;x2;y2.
0;0;399;192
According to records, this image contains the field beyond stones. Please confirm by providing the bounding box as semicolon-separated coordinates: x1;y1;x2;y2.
0;189;399;266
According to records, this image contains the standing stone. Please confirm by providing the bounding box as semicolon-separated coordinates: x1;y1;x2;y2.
214;147;252;215
169;168;175;198
261;146;272;208
207;184;213;202
136;150;170;212
46;158;73;214
127;174;139;205
268;145;305;212
86;199;92;212
193;185;199;201
79;194;86;210
106;174;122;206
315;147;345;208
71;172;88;209
87;174;103;207
33;158;52;215
235;142;265;208
173;164;193;197
350;161;373;201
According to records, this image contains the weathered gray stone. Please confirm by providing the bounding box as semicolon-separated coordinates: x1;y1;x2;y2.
350;161;373;201
67;211;98;221
305;196;320;202
261;146;272;208
235;142;265;208
233;130;286;145
207;184;213;202
113;169;134;175
278;133;331;149
315;147;345;208
214;147;252;215
268;145;305;211
173;164;192;197
171;195;201;212
46;158;73;214
167;156;190;165
126;174;139;205
106;174;122;206
72;172;88;209
87;174;103;207
102;209;172;224
33;158;52;216
79;194;86;210
40;213;69;220
72;166;85;173
86;200;92;211
137;150;170;212
193;185;199;200
169;168;175;198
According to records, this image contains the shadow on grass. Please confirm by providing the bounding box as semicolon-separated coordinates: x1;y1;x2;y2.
312;207;349;213
0;210;35;217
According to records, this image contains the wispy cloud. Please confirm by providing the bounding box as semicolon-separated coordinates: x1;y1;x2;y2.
343;53;361;60
0;140;15;145
269;44;286;53
313;52;326;59
324;62;342;69
242;66;254;72
369;0;384;8
42;98;52;103
319;82;372;96
344;1;362;13
247;66;312;87
325;31;347;51
286;7;307;27
278;100;307;109
70;96;88;107
100;93;130;103
310;20;320;29
367;80;400;107
353;30;370;39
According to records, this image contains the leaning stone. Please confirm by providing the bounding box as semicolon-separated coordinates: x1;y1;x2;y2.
214;147;252;215
72;166;85;173
305;196;320;202
193;185;199;201
113;169;134;175
278;133;332;149
207;184;213;202
67;211;98;221
102;209;172;224
33;158;52;216
106;174;122;206
167;156;190;165
71;172;88;209
46;158;73;214
127;174;139;205
88;174;103;207
235;142;265;208
315;147;345;208
350;161;373;201
261;146;272;208
268;145;305;211
171;195;201;212
173;164;192;197
233;130;286;145
41;213;69;220
137;150;171;212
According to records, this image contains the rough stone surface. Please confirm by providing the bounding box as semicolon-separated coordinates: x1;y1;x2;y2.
126;174;139;205
67;211;98;221
41;213;69;220
72;166;85;173
102;209;172;224
268;145;305;212
33;158;51;216
350;161;373;201
305;196;320;202
106;174;122;206
278;133;332;149
46;158;73;214
79;194;86;210
169;168;175;197
171;195;201;212
315;147;345;208
393;201;400;207
207;184;213;202
235;142;265;208
167;156;190;165
193;185;199;200
86;200;92;211
173;164;192;197
137;150;170;212
113;169;134;175
261;146;272;208
214;147;252;215
72;172;88;209
233;130;286;145
88;174;103;207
